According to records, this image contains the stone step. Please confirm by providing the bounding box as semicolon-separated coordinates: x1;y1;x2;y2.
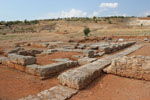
8;54;36;66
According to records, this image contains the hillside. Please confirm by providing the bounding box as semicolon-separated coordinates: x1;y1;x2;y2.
0;17;150;43
0;17;139;34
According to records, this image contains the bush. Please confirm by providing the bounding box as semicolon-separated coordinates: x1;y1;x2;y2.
108;20;112;24
83;27;90;37
147;15;150;17
0;32;6;35
24;20;39;25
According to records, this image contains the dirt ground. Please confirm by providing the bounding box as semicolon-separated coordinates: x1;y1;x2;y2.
128;43;150;56
70;74;150;100
0;66;58;100
36;51;82;65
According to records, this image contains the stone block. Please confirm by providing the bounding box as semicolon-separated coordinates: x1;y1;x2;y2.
26;64;41;75
18;50;42;56
19;85;78;100
58;60;111;89
52;58;71;62
37;61;78;78
8;54;36;66
78;57;97;65
41;49;58;55
83;50;95;58
0;57;8;64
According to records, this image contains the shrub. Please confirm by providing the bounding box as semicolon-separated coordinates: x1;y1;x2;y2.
24;20;39;25
0;32;6;35
147;15;150;17
108;20;112;24
83;27;90;37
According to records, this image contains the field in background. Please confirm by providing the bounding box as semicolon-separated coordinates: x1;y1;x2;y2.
0;17;150;43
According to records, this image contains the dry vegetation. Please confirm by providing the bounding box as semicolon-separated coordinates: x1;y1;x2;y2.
0;16;150;43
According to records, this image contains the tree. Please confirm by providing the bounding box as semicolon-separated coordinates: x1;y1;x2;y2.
147;15;150;17
93;16;97;23
83;27;90;37
141;23;143;27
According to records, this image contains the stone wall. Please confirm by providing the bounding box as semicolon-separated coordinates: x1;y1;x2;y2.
104;56;150;81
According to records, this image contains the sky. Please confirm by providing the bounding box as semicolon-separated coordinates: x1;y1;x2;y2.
0;0;150;21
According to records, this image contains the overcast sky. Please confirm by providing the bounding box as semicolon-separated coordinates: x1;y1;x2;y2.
0;0;150;21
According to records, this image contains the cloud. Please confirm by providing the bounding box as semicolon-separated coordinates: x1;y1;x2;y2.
39;4;121;19
41;9;87;19
144;11;150;16
100;2;119;8
90;9;108;17
60;9;87;18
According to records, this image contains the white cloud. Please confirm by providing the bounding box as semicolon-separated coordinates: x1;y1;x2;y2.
100;2;119;8
42;9;87;19
39;4;121;19
60;9;87;18
144;11;150;16
92;11;99;16
90;9;108;17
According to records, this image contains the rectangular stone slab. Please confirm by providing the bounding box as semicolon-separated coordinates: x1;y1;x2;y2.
78;57;97;65
8;54;36;66
58;44;143;89
26;64;41;75
98;41;136;54
58;60;111;89
18;85;78;100
26;61;78;79
0;57;8;64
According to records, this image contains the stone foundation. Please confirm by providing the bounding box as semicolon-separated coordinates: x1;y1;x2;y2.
104;56;150;81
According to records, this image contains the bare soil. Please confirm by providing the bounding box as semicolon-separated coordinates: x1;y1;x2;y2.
128;43;150;56
70;74;150;100
0;65;58;100
36;51;82;65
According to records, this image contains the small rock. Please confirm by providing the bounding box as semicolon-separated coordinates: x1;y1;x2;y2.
118;38;124;42
144;38;149;41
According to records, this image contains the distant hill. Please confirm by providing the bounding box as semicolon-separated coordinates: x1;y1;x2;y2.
0;17;149;34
